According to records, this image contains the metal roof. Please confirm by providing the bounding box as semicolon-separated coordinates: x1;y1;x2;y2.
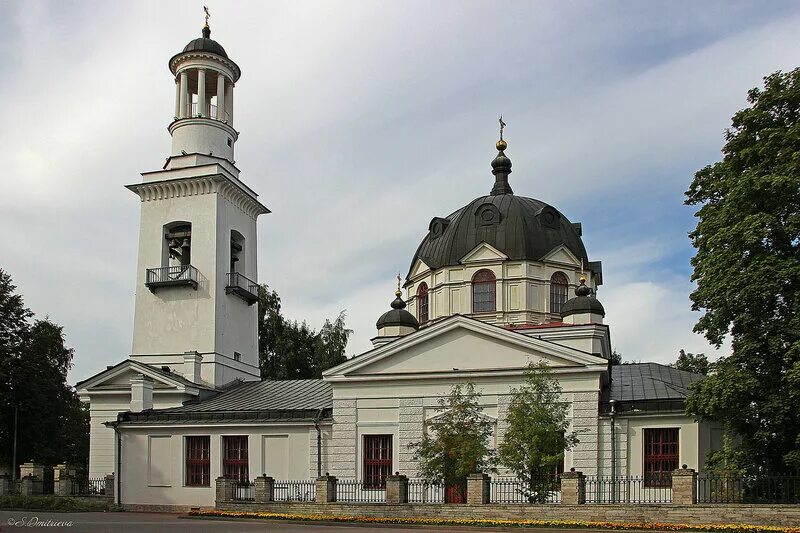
407;194;591;280
161;379;332;413
609;363;703;402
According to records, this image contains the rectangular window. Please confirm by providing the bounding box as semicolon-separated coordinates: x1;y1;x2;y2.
643;428;679;487
363;435;392;488
186;436;210;486
223;436;249;483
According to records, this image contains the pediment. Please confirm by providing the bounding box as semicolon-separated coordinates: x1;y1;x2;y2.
409;259;431;279
541;245;580;266
324;316;607;379
77;359;193;392
459;242;508;264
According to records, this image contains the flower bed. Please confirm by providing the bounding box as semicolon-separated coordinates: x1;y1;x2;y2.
188;509;800;533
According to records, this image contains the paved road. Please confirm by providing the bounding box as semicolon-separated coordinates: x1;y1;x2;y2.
0;511;614;533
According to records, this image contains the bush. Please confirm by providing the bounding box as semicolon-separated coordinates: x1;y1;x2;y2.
0;494;119;512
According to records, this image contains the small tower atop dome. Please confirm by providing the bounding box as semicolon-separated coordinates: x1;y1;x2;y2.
167;9;241;164
490;116;513;195
373;276;419;347
560;274;605;325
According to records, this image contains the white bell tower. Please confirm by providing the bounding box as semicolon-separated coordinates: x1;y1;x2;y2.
126;21;268;387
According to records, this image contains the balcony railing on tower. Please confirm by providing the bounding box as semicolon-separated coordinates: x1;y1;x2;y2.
146;265;199;292
188;102;230;123
226;272;258;305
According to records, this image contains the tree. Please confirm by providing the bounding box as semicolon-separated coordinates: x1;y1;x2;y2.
610;350;623;365
672;349;711;376
684;68;800;472
257;284;352;380
409;383;495;501
0;270;88;474
498;362;579;502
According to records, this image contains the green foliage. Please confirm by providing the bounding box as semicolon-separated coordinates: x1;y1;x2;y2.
705;433;749;476
0;270;89;474
257;284;352;380
685;68;800;472
610;350;623;365
409;383;495;490
498;362;579;502
0;494;118;512
673;350;711;376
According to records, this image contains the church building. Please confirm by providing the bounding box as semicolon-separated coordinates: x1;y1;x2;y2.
76;23;720;510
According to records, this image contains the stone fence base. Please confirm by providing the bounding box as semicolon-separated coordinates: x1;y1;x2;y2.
215;501;800;527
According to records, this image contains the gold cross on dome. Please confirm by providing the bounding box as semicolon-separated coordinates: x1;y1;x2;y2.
203;6;211;27
499;115;506;141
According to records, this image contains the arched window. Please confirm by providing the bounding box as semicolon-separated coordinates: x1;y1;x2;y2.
550;272;569;314
230;230;245;274
417;283;429;324
163;221;192;267
472;269;496;313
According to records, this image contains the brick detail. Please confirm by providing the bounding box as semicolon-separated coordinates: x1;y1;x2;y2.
329;400;357;478
467;473;490;505
386;474;408;504
316;475;337;503
105;474;115;502
398;398;424;475
215;476;235;502
571;391;599;476
255;476;275;503
560;470;585;505
672;468;697;505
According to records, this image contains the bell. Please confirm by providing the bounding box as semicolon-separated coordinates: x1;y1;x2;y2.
169;239;179;248
181;238;191;249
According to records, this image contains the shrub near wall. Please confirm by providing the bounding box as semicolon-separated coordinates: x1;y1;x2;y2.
0;494;119;512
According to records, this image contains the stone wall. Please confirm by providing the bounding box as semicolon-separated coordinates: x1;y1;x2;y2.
216;501;800;527
398;398;424;474
328;400;356;477
571;391;600;476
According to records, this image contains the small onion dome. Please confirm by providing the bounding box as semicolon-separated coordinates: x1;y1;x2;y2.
182;26;229;58
490;139;513;195
376;288;420;330
560;276;605;319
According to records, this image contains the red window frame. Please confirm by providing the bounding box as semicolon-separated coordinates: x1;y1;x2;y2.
417;283;429;324
186;436;210;486
643;428;679;487
363;435;392;489
549;272;569;314
223;436;249;483
472;269;496;313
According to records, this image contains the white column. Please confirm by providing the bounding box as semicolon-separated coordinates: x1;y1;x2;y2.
179;71;189;118
174;78;180;119
225;81;234;126
197;68;206;116
216;73;226;120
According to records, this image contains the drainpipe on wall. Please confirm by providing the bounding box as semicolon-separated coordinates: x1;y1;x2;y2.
609;399;617;503
115;423;122;506
313;409;323;478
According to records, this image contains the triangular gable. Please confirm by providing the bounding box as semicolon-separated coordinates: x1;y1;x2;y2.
409;259;431;279
324;316;607;380
459;242;508;264
541;244;581;266
76;359;198;393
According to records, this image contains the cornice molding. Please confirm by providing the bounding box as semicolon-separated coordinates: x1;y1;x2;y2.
128;175;268;219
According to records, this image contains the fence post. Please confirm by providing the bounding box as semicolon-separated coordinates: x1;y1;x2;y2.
561;469;585;505
215;477;235;503
467;473;490;505
20;475;41;496
0;474;9;495
315;474;337;503
255;475;275;503
672;466;697;505
104;473;115;501
386;473;408;504
57;474;73;497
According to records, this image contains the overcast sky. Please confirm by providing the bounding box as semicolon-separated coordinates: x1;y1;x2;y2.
2;1;799;384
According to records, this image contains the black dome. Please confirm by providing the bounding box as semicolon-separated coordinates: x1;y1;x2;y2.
408;194;589;276
561;281;605;319
183;37;228;58
376;293;420;330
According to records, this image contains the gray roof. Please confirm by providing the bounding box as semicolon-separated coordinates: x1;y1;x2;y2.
163;379;332;413
116;379;332;425
609;363;704;402
407;194;591;280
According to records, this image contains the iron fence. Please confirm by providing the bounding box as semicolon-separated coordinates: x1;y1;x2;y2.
274;480;316;502
41;480;55;495
336;479;385;503
584;475;672;504
71;478;106;497
233;481;254;501
407;479;444;503
697;474;800;504
489;476;561;504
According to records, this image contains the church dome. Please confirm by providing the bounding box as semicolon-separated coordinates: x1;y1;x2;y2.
182;27;228;58
376;291;420;330
407;138;588;276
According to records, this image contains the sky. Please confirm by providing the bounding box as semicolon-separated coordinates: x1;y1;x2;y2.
1;0;799;384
